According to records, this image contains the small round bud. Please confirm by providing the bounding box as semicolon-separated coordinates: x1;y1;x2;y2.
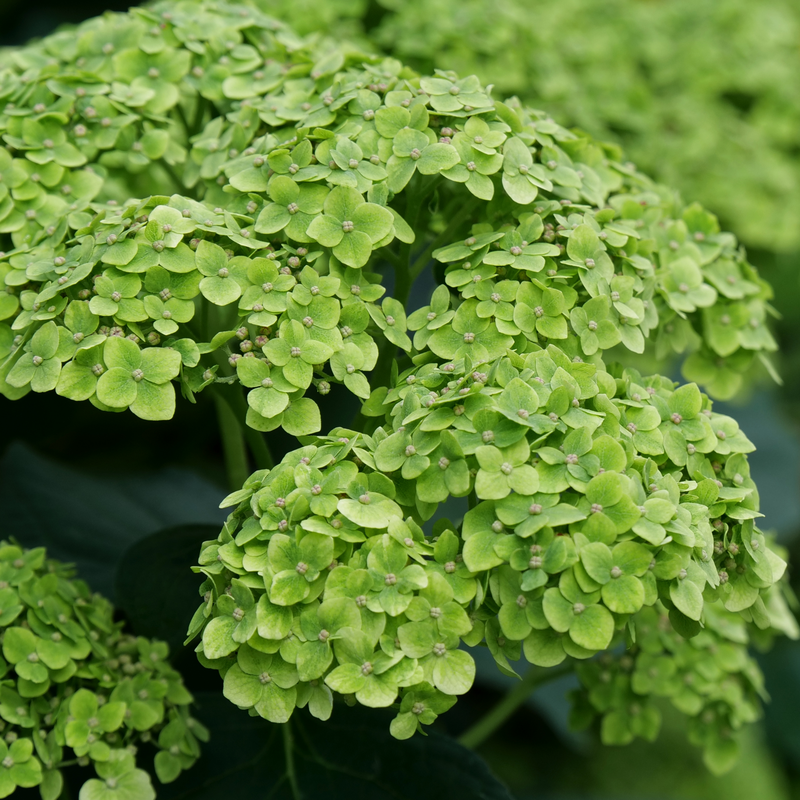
425;604;442;620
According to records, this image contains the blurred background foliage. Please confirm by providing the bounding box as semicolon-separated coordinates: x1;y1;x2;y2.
1;0;800;798
258;0;800;256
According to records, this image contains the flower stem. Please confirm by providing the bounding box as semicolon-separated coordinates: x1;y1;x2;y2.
210;350;275;472
369;337;398;402
283;721;302;800
392;173;444;307
213;389;249;491
226;384;275;470
158;158;185;194
410;196;481;282
457;663;573;750
191;95;212;137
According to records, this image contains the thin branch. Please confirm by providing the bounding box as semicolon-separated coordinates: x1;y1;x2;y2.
379;247;405;271
190;95;212;137
410;195;482;281
226;384;275;469
458;663;574;750
174;101;192;142
212;389;249;491
210;349;275;471
283;722;302;800
159;158;185;194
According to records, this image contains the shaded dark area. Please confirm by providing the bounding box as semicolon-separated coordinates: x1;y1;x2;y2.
0;0;133;46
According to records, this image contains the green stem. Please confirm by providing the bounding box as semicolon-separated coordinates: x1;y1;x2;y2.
410;196;481;281
380;247;405;271
379;246;410;306
213;390;249;491
392;173;442;307
200;298;210;346
369;334;401;403
191;95;211;137
0;323;35;374
210;349;275;471
227;384;275;469
174;102;192;141
394;257;412;309
458;663;573;750
283;722;301;800
159;158;185;193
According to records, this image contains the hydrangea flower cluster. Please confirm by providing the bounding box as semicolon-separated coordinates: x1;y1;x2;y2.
262;0;800;253
0;542;203;800
189;348;795;766
0;0;778;437
0;194;394;428
0;0;793;783
571;605;768;774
